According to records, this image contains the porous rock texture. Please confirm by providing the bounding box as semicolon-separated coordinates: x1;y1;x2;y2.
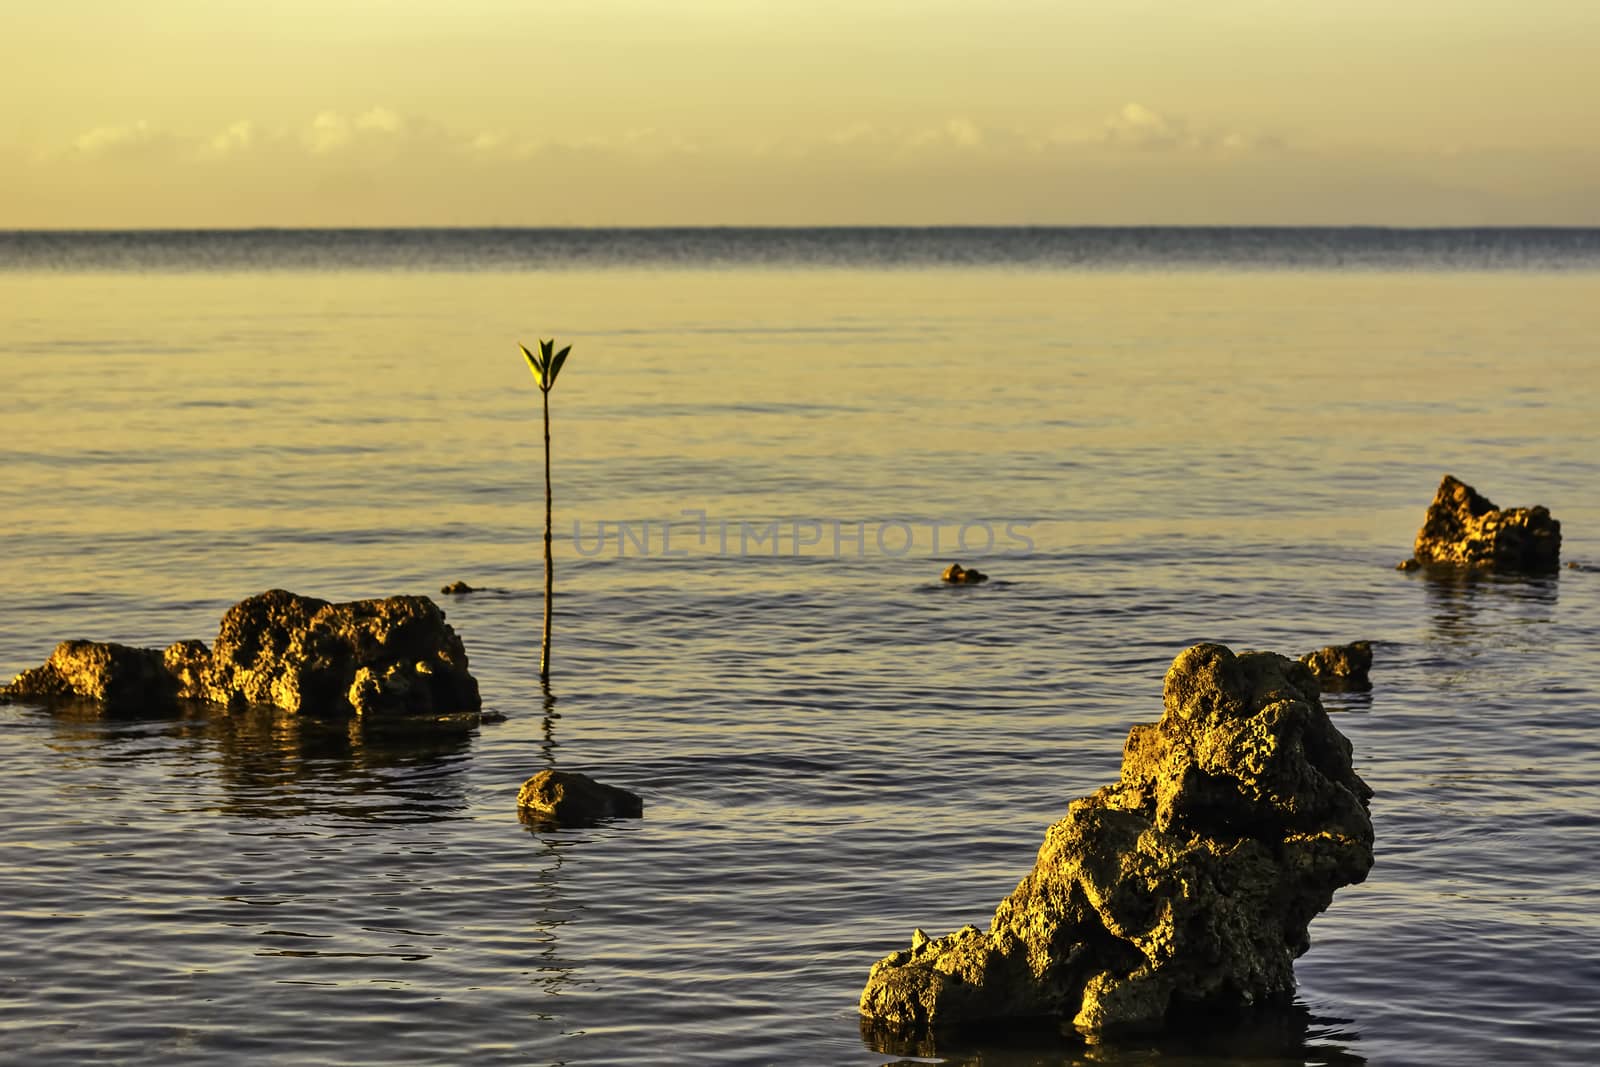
1298;642;1373;691
3;641;184;713
859;643;1374;1040
517;769;643;824
1406;475;1561;572
2;590;480;719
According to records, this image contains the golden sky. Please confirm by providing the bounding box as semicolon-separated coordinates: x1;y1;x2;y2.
4;1;1598;227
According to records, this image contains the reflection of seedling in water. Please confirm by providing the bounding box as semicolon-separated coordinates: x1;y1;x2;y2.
521;338;573;682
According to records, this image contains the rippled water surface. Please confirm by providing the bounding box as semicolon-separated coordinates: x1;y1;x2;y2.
2;230;1598;1065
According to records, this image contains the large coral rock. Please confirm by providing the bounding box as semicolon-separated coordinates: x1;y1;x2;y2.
2;590;480;720
1408;475;1561;572
196;590;479;717
860;643;1374;1040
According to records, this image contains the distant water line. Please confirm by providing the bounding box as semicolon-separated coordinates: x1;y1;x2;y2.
3;225;1600;273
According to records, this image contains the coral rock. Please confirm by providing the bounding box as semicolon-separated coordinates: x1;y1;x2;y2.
1298;642;1373;691
196;590;479;717
3;590;480;720
859;643;1374;1040
1;640;180;711
942;563;989;584
517;769;643;824
1406;475;1561;572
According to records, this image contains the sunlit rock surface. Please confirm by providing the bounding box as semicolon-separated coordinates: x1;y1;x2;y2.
2;640;182;712
942;563;989;584
3;589;480;719
1405;475;1561;572
859;643;1374;1040
517;769;643;824
1298;641;1373;691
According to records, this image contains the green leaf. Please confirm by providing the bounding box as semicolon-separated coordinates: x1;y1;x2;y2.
520;342;544;388
539;338;555;361
549;344;572;387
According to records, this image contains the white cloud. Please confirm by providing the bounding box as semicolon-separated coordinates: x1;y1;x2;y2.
827;121;887;147
68;120;170;158
1034;103;1283;155
1103;103;1190;149
907;117;986;150
355;107;402;134
45;106;1284;172
303;112;352;154
200;120;255;159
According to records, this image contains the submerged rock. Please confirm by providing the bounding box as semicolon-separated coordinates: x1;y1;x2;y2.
1298;641;1373;691
440;581;478;595
517;769;643;824
942;563;989;584
1403;475;1561;572
859;643;1374;1040
2;589;481;720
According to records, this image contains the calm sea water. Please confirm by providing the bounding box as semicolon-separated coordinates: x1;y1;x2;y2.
1;229;1597;1066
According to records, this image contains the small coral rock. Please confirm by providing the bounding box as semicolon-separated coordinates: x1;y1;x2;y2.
517;769;643;824
1299;641;1373;691
859;643;1374;1040
2;590;481;720
2;640;179;711
440;581;477;595
941;563;989;584
1407;475;1561;572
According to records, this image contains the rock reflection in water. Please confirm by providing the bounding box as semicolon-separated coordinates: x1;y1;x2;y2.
201;709;477;821
861;1001;1366;1066
516;808;591;1000
1420;570;1559;648
34;700;477;822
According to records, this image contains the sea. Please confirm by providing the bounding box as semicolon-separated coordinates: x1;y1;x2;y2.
1;228;1597;1066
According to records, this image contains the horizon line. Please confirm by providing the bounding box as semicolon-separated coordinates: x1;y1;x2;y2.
5;223;1600;235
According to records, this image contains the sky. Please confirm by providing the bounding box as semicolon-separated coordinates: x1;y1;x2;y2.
3;0;1598;228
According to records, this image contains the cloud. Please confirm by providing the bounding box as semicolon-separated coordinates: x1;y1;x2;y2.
303;112;352;154
1103;103;1189;149
907;117;985;150
1033;103;1281;155
43;105;1279;172
827;121;887;148
356;107;402;134
63;120;175;159
201;120;255;159
17;103;1595;228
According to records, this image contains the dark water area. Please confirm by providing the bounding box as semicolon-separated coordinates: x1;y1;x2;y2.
4;225;1600;273
1;234;1598;1063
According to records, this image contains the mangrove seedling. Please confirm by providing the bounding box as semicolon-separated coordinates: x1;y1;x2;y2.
521;337;573;682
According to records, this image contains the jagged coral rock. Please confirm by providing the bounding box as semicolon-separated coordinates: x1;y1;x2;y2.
1299;642;1373;691
1407;475;1561;572
2;640;179;711
517;769;643;824
3;590;480;720
859;643;1374;1039
197;590;479;717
